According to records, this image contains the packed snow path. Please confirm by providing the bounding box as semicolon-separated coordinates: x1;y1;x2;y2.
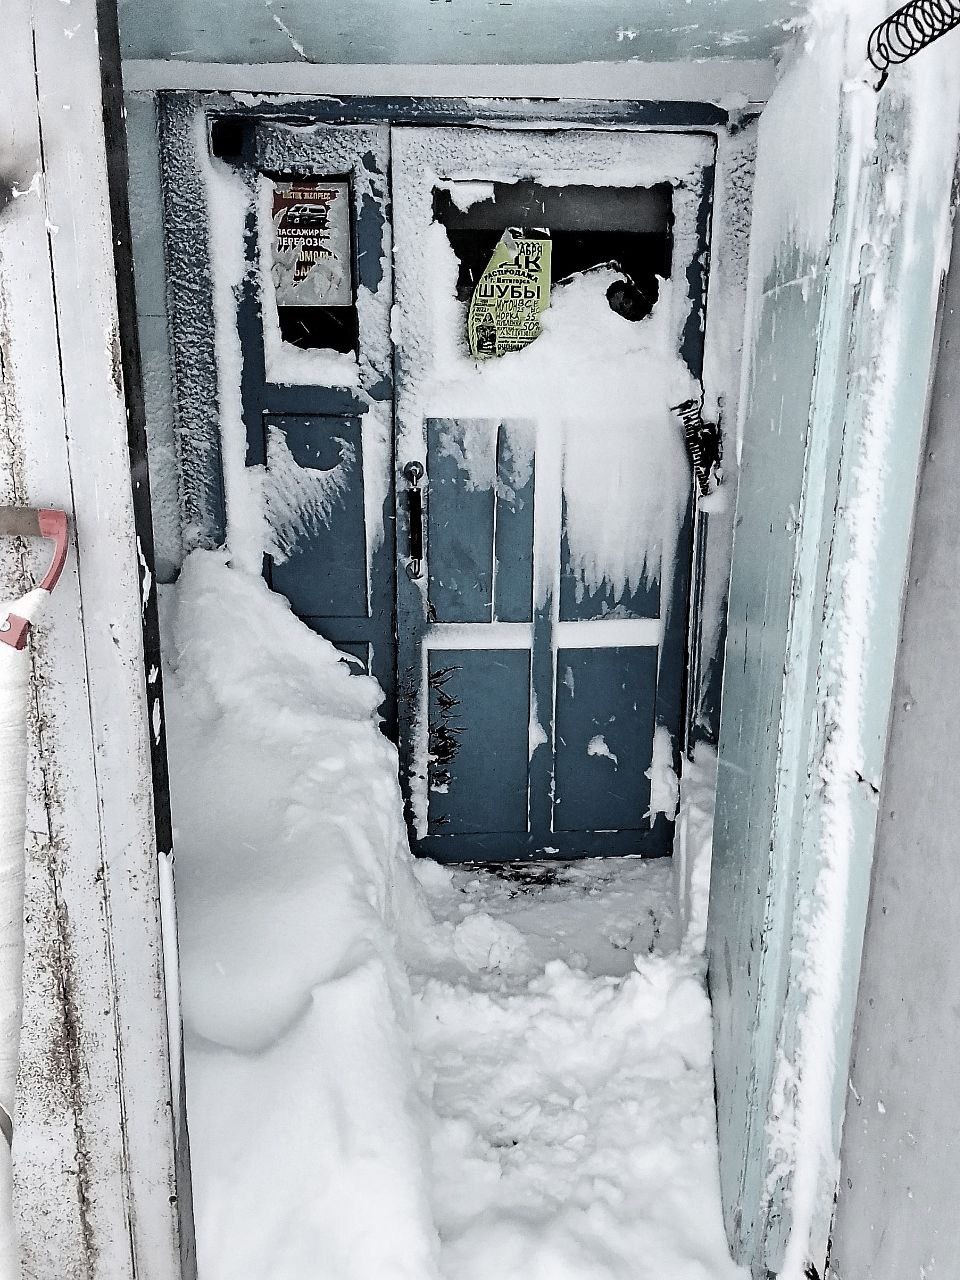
163;556;742;1280
406;859;745;1280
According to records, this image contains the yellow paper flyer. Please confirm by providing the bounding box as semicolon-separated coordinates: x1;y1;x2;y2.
468;230;551;359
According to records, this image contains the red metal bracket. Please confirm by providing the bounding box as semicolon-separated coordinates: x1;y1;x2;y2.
0;507;70;650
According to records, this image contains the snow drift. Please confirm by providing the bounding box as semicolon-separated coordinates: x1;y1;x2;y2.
162;553;737;1280
162;551;441;1280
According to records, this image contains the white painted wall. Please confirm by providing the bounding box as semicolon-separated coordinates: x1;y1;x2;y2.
0;1;184;1275
826;179;960;1280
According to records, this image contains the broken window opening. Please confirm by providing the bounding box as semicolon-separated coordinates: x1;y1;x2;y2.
434;180;674;326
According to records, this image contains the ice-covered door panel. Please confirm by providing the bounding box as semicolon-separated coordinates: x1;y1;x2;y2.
161;108;394;714
392;126;715;860
265;414;367;618
231;120;395;719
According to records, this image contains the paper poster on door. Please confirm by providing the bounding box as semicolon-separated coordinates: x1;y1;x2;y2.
271;180;351;307
468;230;551;359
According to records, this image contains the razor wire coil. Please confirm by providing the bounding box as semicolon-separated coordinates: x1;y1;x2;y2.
868;0;960;81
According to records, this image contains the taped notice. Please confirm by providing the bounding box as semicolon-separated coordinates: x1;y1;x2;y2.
271;180;351;307
468;230;551;359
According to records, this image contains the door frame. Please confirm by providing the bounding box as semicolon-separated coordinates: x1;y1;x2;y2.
155;90;735;760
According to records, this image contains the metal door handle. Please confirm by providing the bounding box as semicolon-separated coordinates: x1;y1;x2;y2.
403;461;424;579
0;507;69;650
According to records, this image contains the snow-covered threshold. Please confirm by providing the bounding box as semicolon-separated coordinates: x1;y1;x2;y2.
163;552;741;1280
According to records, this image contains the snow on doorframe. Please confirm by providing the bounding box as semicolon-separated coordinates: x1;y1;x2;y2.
0;1;185;1276
123;58;777;104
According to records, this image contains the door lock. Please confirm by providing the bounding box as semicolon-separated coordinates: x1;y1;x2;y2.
403;461;425;579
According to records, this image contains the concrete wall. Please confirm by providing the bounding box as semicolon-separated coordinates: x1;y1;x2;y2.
127;93;184;582
708;13;960;1277
118;0;798;64
826;186;960;1280
0;1;185;1274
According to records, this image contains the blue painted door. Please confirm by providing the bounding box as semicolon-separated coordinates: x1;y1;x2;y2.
392;128;715;861
231;121;397;727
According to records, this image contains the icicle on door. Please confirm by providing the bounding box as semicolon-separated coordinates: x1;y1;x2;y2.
392;127;715;861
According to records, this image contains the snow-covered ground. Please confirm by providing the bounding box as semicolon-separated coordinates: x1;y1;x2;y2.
406;857;743;1280
162;552;741;1280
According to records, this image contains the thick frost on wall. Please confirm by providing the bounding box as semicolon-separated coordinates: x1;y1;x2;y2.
709;7;960;1277
771;42;959;1274
127;93;184;582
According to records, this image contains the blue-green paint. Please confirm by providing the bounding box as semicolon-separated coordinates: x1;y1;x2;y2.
709;38;959;1278
828;201;960;1280
761;84;959;1273
120;0;800;66
266;415;368;619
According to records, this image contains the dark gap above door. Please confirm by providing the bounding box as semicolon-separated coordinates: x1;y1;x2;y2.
433;181;674;322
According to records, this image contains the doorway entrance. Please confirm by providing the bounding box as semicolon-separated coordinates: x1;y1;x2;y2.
162;109;716;862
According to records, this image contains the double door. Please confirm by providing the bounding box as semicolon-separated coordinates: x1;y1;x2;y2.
224;119;715;860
